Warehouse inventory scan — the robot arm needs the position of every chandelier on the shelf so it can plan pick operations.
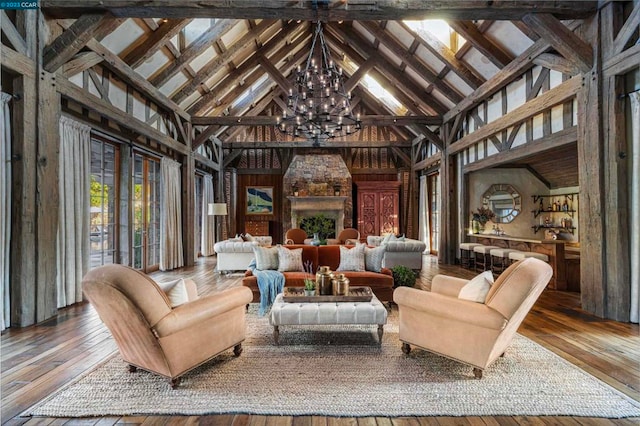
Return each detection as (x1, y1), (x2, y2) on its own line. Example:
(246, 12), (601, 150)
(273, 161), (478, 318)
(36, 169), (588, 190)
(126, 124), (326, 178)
(275, 21), (362, 142)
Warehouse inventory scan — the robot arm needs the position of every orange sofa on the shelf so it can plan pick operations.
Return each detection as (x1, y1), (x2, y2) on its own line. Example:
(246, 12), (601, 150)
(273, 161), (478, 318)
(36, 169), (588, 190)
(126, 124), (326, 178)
(242, 244), (394, 302)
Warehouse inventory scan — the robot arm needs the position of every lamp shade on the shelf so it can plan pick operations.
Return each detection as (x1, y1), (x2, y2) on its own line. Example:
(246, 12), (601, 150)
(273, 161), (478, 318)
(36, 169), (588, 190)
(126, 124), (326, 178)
(208, 203), (228, 216)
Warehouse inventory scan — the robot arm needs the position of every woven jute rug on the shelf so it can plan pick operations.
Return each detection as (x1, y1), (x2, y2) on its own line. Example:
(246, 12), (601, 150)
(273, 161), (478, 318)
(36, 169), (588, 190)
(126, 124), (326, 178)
(26, 307), (640, 418)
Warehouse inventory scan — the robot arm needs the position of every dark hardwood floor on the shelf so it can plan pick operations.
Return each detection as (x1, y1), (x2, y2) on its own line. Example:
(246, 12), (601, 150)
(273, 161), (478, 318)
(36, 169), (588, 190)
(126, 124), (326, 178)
(2, 256), (639, 425)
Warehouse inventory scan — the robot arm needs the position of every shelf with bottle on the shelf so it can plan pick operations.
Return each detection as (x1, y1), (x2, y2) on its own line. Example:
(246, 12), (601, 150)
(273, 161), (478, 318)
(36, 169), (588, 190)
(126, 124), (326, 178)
(531, 193), (578, 218)
(532, 225), (576, 234)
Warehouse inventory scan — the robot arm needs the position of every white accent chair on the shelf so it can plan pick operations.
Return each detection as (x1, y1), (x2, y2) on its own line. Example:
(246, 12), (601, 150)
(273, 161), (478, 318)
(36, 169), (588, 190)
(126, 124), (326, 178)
(367, 236), (426, 270)
(213, 236), (272, 273)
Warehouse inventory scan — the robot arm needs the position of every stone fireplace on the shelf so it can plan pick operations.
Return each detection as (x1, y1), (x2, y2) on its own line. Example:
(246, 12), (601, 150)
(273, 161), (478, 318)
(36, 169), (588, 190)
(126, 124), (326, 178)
(283, 154), (352, 236)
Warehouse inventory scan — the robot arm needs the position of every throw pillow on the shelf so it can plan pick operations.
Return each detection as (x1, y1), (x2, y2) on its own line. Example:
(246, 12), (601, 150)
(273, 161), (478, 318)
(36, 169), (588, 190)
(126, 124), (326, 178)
(253, 245), (278, 270)
(156, 278), (190, 308)
(337, 243), (366, 272)
(364, 245), (386, 273)
(458, 271), (494, 303)
(277, 245), (304, 272)
(244, 232), (254, 242)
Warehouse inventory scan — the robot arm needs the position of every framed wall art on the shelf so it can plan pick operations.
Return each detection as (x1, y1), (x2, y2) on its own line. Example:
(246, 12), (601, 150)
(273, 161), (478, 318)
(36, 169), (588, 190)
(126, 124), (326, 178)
(246, 186), (274, 215)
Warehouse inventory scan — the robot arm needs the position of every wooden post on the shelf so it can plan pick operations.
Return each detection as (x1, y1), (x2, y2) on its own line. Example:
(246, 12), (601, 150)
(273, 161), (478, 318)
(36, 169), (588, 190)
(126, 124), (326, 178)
(118, 144), (132, 266)
(181, 152), (195, 266)
(439, 123), (458, 264)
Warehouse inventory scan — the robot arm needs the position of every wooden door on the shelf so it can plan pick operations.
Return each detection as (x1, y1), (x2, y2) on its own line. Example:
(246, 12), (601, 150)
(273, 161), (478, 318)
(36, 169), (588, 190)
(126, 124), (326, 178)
(356, 181), (401, 239)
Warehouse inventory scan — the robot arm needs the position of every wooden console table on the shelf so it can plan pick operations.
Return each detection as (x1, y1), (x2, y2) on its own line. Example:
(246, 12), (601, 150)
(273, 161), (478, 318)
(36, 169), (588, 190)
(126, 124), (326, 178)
(468, 234), (567, 290)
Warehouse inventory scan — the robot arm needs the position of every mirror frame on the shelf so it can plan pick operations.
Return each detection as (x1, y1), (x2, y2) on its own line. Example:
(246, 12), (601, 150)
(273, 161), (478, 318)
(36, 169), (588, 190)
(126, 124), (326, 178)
(482, 184), (521, 224)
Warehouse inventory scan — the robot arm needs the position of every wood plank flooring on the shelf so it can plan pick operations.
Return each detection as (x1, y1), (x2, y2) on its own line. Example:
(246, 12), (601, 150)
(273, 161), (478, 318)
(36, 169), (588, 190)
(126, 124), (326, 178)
(2, 256), (639, 425)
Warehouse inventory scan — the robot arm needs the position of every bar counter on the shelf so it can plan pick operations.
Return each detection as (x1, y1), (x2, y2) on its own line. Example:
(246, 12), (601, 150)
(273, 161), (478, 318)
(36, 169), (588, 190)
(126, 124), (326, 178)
(467, 234), (567, 290)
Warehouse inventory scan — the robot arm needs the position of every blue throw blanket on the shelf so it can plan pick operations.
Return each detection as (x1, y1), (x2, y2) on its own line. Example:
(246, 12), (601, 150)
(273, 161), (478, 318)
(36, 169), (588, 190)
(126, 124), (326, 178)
(248, 259), (285, 316)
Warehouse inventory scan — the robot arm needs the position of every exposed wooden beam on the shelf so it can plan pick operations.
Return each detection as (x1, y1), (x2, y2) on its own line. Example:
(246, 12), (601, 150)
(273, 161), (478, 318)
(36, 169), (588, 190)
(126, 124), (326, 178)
(603, 42), (640, 76)
(613, 2), (640, 55)
(172, 19), (278, 104)
(463, 126), (577, 173)
(522, 13), (593, 73)
(56, 77), (189, 155)
(41, 1), (596, 20)
(0, 10), (27, 54)
(1, 44), (35, 77)
(61, 51), (104, 77)
(149, 19), (236, 87)
(449, 75), (581, 154)
(122, 18), (191, 68)
(443, 20), (581, 122)
(192, 115), (441, 126)
(343, 58), (375, 93)
(533, 53), (581, 75)
(511, 20), (541, 41)
(449, 21), (513, 68)
(43, 14), (117, 73)
(413, 152), (442, 172)
(223, 139), (411, 149)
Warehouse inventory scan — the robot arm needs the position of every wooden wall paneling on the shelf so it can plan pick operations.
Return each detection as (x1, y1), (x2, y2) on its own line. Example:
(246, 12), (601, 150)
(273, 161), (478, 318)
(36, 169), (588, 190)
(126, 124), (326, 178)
(236, 174), (283, 243)
(35, 70), (60, 323)
(576, 13), (606, 317)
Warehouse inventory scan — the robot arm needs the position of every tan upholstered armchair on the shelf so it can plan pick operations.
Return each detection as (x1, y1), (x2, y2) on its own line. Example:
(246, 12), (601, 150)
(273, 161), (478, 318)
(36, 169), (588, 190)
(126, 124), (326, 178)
(327, 228), (360, 245)
(285, 228), (307, 244)
(394, 258), (552, 378)
(82, 264), (253, 388)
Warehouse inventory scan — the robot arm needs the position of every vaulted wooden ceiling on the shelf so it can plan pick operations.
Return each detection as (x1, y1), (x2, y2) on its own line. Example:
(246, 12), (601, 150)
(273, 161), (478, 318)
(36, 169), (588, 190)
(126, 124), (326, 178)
(40, 0), (598, 176)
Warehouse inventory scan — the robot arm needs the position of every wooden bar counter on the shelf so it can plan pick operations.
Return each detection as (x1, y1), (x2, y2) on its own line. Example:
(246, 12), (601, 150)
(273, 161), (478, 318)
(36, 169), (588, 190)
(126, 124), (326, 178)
(467, 234), (567, 290)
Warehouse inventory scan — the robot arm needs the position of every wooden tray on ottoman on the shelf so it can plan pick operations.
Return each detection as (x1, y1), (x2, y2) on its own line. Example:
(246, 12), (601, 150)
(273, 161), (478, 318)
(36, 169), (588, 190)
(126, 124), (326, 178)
(282, 286), (373, 303)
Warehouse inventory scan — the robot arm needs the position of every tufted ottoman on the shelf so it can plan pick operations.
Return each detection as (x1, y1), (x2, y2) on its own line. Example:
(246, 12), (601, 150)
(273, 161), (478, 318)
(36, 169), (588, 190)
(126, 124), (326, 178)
(269, 293), (388, 345)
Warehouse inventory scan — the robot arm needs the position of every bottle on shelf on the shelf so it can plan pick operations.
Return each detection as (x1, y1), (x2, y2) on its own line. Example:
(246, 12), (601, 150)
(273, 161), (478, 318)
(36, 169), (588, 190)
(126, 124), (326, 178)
(538, 197), (544, 213)
(562, 199), (569, 212)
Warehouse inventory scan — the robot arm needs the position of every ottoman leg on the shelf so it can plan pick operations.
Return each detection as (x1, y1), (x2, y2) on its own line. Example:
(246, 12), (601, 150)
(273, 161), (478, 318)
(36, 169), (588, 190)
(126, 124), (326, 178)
(273, 325), (280, 345)
(377, 324), (384, 343)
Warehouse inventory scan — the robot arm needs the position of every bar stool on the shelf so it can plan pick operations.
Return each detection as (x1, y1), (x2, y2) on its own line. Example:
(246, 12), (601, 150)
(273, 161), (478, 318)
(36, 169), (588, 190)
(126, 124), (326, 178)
(508, 251), (549, 264)
(459, 243), (482, 269)
(473, 245), (499, 272)
(490, 248), (521, 275)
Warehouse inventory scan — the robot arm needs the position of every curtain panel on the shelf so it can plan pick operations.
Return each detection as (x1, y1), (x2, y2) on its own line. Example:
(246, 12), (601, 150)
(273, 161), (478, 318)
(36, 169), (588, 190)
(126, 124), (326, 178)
(629, 92), (640, 324)
(201, 175), (216, 256)
(1, 93), (12, 329)
(57, 116), (91, 308)
(160, 157), (184, 271)
(418, 175), (431, 253)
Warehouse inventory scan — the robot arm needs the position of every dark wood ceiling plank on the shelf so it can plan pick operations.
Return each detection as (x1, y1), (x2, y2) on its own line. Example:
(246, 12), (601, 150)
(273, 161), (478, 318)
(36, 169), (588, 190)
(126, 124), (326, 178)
(360, 21), (464, 104)
(398, 21), (484, 90)
(121, 18), (191, 68)
(522, 13), (593, 74)
(43, 13), (117, 73)
(172, 19), (279, 104)
(443, 20), (581, 122)
(448, 20), (514, 69)
(150, 19), (236, 87)
(40, 1), (597, 21)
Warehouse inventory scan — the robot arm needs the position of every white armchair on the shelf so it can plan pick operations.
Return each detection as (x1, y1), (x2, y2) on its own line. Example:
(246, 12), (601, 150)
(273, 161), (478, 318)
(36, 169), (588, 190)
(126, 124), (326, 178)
(213, 236), (272, 272)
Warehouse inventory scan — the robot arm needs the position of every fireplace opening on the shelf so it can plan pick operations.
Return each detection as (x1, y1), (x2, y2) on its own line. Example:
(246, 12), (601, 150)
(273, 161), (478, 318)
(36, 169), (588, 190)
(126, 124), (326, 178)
(300, 215), (336, 240)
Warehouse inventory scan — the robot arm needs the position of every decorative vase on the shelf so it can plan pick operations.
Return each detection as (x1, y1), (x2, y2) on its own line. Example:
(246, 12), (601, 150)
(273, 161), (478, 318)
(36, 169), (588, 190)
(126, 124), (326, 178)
(310, 233), (321, 246)
(332, 273), (350, 296)
(316, 266), (334, 295)
(472, 220), (481, 234)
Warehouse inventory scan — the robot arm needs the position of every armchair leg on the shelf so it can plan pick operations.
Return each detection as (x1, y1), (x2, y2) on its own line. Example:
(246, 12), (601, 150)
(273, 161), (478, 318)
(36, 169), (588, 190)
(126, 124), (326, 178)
(170, 377), (181, 389)
(473, 368), (483, 379)
(401, 342), (411, 354)
(233, 343), (243, 357)
(128, 365), (137, 373)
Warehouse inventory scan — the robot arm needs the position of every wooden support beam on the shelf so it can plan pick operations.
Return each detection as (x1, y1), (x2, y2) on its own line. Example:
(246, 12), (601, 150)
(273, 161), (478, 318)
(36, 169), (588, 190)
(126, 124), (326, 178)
(343, 57), (375, 93)
(122, 18), (191, 68)
(61, 51), (104, 77)
(449, 75), (581, 155)
(192, 115), (441, 126)
(612, 2), (640, 55)
(533, 53), (581, 75)
(56, 77), (190, 155)
(412, 152), (441, 172)
(223, 139), (411, 149)
(449, 21), (513, 68)
(443, 20), (581, 122)
(150, 19), (236, 87)
(1, 44), (35, 77)
(603, 43), (640, 76)
(43, 14), (117, 73)
(194, 153), (220, 171)
(522, 14), (593, 74)
(0, 10), (27, 54)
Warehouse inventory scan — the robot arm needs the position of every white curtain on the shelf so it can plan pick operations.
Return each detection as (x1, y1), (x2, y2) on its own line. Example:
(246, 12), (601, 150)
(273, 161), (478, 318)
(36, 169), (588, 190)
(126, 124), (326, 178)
(418, 175), (431, 253)
(1, 93), (12, 330)
(160, 157), (184, 271)
(629, 92), (640, 323)
(201, 175), (216, 256)
(57, 116), (91, 308)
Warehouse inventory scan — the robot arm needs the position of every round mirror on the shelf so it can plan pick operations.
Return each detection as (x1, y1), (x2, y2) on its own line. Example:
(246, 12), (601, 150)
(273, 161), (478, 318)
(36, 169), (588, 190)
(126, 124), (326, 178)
(482, 184), (521, 224)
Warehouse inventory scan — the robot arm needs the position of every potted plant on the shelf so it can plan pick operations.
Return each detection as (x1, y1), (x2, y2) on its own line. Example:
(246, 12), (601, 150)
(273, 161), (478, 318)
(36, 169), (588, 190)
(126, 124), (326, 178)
(472, 206), (495, 233)
(301, 213), (334, 244)
(390, 265), (418, 288)
(303, 278), (316, 296)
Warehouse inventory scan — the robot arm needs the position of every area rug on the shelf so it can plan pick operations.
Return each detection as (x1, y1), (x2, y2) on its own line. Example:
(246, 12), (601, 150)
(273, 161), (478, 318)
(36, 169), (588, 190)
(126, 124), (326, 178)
(26, 307), (640, 418)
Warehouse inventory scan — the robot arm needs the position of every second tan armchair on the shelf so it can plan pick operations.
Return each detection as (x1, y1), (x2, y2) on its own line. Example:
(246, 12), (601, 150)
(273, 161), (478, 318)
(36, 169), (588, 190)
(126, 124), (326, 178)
(83, 264), (253, 388)
(394, 258), (552, 378)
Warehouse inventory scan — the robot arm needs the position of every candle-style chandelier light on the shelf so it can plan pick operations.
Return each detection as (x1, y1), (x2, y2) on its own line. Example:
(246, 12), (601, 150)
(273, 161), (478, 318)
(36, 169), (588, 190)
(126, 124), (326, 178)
(275, 21), (362, 142)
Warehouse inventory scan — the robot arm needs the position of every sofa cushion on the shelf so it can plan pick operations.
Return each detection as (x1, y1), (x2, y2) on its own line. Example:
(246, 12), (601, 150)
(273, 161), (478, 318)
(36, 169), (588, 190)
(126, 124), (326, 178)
(156, 278), (190, 308)
(253, 246), (278, 270)
(277, 245), (304, 272)
(365, 245), (386, 273)
(337, 243), (365, 272)
(458, 271), (494, 303)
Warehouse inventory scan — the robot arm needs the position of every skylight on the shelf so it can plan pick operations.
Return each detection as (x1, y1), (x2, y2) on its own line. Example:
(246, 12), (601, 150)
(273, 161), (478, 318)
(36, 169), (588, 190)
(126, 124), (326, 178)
(404, 19), (466, 52)
(362, 74), (407, 115)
